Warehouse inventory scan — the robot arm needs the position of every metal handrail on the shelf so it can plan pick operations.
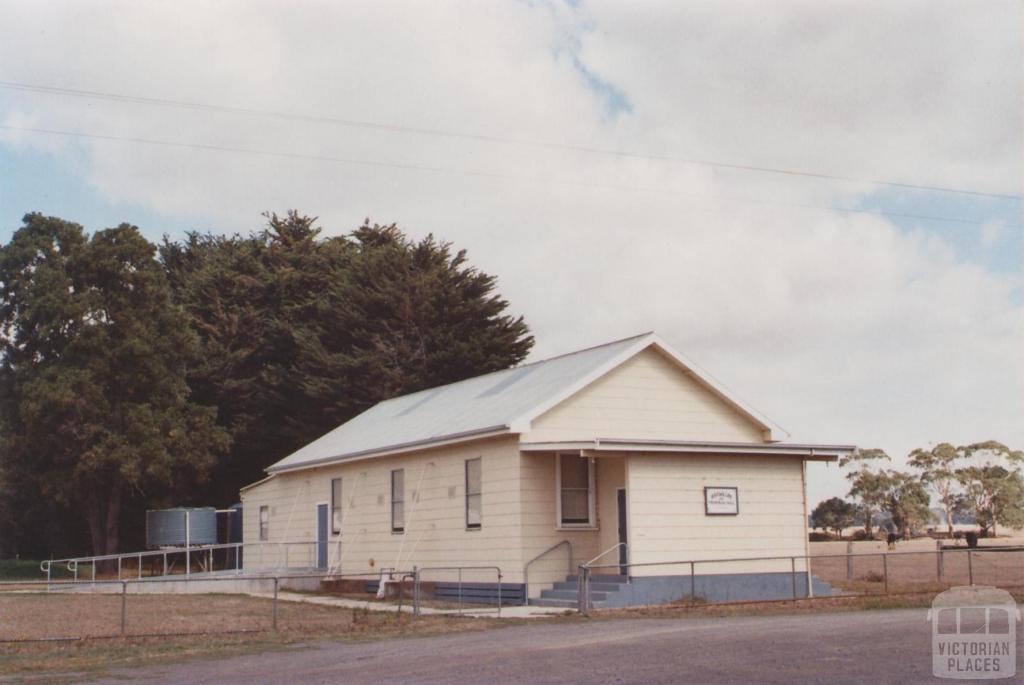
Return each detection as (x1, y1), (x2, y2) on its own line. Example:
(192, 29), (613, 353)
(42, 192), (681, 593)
(582, 546), (1010, 570)
(585, 542), (628, 568)
(39, 540), (319, 582)
(523, 540), (573, 602)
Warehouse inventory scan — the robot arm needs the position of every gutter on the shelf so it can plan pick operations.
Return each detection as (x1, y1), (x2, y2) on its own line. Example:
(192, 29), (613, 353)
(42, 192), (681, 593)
(520, 438), (855, 461)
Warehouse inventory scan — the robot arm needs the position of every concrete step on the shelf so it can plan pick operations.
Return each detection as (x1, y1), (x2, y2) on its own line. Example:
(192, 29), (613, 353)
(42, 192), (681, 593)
(567, 574), (628, 583)
(540, 589), (606, 601)
(530, 597), (607, 609)
(552, 581), (622, 592)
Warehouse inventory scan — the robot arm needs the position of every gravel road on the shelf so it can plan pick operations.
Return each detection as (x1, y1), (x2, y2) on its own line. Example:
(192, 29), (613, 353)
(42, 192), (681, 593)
(88, 608), (1021, 684)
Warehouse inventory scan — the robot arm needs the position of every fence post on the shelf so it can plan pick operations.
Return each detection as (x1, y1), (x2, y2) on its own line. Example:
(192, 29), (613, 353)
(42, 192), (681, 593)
(412, 566), (420, 616)
(272, 577), (279, 631)
(497, 569), (502, 617)
(882, 553), (889, 594)
(846, 542), (853, 581)
(577, 565), (588, 616)
(690, 561), (696, 603)
(138, 554), (143, 579)
(458, 567), (463, 614)
(163, 552), (167, 577)
(968, 550), (974, 586)
(120, 581), (127, 635)
(791, 557), (797, 600)
(936, 540), (943, 583)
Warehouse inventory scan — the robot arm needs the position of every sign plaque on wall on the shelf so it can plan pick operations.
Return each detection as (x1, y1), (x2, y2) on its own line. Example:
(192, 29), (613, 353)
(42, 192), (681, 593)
(704, 486), (739, 515)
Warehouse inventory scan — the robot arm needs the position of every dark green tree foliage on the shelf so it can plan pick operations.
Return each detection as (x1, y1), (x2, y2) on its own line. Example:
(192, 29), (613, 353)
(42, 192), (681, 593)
(0, 214), (229, 556)
(161, 213), (533, 504)
(810, 497), (857, 538)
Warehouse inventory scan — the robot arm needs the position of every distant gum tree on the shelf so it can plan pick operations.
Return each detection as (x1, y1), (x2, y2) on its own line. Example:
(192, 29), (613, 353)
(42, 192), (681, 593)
(955, 441), (1024, 537)
(841, 448), (892, 539)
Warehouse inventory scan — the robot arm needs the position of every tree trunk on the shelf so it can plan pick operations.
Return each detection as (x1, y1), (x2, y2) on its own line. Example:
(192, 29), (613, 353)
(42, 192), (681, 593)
(104, 481), (122, 555)
(945, 503), (955, 538)
(86, 498), (106, 557)
(864, 508), (873, 538)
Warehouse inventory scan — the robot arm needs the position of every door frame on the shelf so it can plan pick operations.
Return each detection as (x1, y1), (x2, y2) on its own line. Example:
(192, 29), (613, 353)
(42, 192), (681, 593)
(314, 501), (329, 570)
(616, 488), (628, 575)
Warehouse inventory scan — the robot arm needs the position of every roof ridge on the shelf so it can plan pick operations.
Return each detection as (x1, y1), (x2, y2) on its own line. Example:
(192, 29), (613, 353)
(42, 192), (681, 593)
(379, 331), (655, 405)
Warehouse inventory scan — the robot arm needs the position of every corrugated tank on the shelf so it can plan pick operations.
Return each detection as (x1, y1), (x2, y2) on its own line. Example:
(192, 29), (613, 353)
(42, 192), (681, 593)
(145, 507), (217, 548)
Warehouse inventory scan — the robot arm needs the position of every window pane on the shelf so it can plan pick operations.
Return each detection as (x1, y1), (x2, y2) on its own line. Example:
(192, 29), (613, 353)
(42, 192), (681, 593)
(392, 501), (405, 531)
(560, 455), (589, 488)
(331, 478), (343, 534)
(561, 489), (590, 522)
(466, 458), (481, 495)
(392, 470), (404, 502)
(466, 458), (482, 528)
(259, 506), (269, 541)
(467, 493), (482, 527)
(391, 469), (405, 531)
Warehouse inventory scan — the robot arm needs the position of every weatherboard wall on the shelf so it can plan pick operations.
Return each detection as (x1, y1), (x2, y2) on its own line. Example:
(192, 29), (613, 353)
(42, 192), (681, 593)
(523, 347), (767, 444)
(241, 435), (526, 583)
(625, 453), (810, 576)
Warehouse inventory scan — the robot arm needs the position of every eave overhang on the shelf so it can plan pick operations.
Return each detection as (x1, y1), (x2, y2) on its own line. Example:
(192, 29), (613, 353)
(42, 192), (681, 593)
(519, 438), (855, 462)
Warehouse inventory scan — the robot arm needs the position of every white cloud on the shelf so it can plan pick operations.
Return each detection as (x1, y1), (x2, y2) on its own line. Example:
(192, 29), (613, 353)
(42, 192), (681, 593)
(0, 0), (1021, 506)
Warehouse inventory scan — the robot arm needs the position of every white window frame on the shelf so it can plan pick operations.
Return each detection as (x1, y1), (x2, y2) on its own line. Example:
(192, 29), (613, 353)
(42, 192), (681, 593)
(465, 457), (482, 530)
(391, 469), (405, 533)
(555, 453), (597, 529)
(258, 505), (269, 541)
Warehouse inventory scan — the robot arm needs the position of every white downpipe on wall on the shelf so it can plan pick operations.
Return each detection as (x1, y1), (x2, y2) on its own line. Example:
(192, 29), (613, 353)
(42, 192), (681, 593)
(280, 479), (309, 566)
(328, 471), (368, 574)
(392, 461), (433, 570)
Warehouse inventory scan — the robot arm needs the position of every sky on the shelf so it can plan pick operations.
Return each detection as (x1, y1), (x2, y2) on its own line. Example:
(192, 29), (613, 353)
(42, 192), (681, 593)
(0, 0), (1020, 507)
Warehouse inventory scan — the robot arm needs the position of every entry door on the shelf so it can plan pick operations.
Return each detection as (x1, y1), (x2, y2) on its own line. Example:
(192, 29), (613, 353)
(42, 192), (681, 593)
(616, 488), (628, 575)
(315, 503), (329, 569)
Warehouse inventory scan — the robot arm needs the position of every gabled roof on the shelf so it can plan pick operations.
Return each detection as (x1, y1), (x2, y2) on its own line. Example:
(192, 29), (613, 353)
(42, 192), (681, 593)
(266, 332), (789, 474)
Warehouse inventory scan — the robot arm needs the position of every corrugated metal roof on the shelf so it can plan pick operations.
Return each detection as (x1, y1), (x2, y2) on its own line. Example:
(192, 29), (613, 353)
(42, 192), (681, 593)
(267, 333), (653, 472)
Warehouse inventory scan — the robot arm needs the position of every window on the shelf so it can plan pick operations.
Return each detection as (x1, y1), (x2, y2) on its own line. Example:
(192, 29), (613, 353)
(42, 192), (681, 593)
(391, 469), (405, 533)
(558, 453), (595, 527)
(259, 505), (269, 541)
(331, 478), (343, 535)
(465, 458), (482, 529)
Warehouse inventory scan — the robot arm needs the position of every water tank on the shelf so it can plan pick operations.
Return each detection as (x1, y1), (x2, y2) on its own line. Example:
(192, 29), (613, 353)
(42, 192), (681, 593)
(145, 507), (217, 548)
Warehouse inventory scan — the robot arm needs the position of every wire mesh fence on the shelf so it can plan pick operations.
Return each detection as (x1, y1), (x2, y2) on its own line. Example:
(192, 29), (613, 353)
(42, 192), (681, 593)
(577, 547), (1024, 615)
(0, 566), (513, 642)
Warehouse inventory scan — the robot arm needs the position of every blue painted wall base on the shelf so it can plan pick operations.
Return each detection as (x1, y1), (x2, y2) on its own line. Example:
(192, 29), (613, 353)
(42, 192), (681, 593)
(596, 572), (834, 608)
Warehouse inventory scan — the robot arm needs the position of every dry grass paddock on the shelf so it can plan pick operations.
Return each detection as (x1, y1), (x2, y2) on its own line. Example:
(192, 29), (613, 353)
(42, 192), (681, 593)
(809, 548), (1024, 594)
(0, 592), (503, 682)
(0, 591), (501, 642)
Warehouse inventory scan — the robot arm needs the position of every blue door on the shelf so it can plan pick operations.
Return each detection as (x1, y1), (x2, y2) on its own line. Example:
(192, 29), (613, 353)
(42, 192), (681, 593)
(316, 503), (328, 569)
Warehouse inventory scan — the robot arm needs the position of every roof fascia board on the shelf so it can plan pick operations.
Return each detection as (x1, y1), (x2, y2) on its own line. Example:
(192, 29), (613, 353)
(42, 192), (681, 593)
(239, 473), (276, 493)
(267, 425), (513, 475)
(520, 439), (854, 461)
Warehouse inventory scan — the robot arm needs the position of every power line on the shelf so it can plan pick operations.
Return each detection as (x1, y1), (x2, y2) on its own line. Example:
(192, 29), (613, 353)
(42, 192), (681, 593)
(1, 123), (1017, 230)
(1, 79), (1019, 202)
